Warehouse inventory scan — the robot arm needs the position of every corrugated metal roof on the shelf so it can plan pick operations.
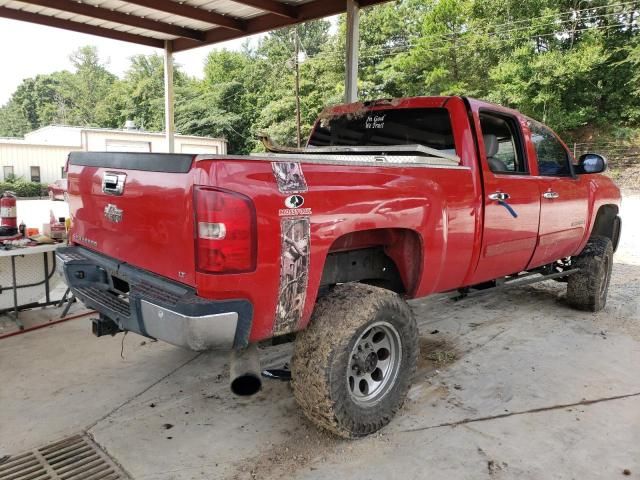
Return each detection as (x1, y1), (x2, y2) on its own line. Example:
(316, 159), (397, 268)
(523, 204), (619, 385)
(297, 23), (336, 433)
(0, 0), (389, 51)
(1, 125), (227, 146)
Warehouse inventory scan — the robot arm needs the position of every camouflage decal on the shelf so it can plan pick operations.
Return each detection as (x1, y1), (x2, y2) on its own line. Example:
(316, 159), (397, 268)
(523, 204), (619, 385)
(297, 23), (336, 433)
(273, 217), (310, 335)
(272, 161), (308, 194)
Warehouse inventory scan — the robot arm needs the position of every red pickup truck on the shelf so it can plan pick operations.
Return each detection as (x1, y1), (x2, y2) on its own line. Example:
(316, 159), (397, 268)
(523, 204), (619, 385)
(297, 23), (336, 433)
(58, 96), (621, 438)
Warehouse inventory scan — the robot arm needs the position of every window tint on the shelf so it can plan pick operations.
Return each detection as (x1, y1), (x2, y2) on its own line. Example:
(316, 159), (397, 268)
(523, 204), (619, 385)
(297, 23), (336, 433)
(529, 123), (571, 176)
(479, 112), (527, 174)
(308, 108), (455, 154)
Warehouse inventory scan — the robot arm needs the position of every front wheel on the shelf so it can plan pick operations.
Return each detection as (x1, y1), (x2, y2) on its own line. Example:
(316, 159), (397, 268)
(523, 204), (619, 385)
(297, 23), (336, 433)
(291, 283), (418, 438)
(566, 235), (613, 312)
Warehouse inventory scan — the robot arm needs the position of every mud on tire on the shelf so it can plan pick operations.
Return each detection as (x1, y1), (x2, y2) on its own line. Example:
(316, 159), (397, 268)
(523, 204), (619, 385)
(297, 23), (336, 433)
(566, 235), (613, 312)
(291, 283), (418, 438)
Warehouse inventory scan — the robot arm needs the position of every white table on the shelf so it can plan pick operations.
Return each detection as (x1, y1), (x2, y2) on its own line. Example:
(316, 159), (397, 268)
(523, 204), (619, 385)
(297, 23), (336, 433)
(0, 243), (69, 329)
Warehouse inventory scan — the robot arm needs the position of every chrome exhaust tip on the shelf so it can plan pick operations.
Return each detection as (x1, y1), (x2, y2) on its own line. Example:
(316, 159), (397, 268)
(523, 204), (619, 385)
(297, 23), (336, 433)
(229, 343), (262, 396)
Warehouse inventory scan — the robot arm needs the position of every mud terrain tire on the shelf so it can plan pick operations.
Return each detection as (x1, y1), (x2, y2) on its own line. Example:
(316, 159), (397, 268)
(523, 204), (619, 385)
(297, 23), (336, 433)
(291, 283), (418, 438)
(566, 235), (613, 312)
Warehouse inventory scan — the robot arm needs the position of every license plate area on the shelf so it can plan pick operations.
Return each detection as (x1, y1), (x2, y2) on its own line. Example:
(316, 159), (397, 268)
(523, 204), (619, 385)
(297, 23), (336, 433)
(110, 274), (130, 297)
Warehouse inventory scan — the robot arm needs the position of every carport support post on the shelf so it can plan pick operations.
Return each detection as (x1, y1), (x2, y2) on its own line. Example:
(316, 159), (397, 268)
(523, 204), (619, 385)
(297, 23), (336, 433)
(345, 0), (359, 103)
(164, 40), (175, 153)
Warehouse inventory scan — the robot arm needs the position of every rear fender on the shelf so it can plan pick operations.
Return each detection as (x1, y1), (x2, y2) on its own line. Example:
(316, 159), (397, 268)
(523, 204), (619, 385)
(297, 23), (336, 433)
(322, 228), (423, 296)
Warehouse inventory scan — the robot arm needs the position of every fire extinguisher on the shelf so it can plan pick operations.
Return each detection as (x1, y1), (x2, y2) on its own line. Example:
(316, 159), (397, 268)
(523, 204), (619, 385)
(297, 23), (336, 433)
(0, 191), (18, 236)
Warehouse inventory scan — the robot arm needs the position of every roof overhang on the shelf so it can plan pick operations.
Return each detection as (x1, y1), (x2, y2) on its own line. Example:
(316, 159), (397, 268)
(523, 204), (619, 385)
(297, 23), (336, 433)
(0, 0), (389, 52)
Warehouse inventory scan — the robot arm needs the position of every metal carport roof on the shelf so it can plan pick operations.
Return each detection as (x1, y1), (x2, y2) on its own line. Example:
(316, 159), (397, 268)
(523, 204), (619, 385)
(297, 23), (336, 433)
(0, 0), (385, 51)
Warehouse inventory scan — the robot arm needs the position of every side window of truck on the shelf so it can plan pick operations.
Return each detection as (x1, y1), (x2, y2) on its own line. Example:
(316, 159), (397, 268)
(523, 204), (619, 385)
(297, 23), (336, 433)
(529, 123), (572, 176)
(479, 112), (527, 174)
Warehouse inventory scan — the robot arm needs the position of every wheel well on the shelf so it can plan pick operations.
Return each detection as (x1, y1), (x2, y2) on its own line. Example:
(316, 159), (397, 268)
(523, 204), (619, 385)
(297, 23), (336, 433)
(591, 205), (621, 251)
(320, 228), (423, 295)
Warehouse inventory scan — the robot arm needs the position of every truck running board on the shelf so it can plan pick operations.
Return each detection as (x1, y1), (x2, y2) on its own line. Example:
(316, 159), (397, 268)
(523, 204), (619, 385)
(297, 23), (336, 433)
(453, 268), (580, 301)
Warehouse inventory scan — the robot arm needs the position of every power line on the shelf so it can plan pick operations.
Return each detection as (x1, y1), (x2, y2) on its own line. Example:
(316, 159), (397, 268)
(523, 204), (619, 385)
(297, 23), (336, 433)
(410, 1), (640, 41)
(352, 2), (639, 54)
(295, 21), (635, 65)
(382, 25), (629, 59)
(362, 11), (638, 56)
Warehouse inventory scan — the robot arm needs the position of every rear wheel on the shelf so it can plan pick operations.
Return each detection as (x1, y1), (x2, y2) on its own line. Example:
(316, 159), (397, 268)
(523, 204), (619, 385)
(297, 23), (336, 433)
(566, 235), (613, 312)
(291, 283), (418, 438)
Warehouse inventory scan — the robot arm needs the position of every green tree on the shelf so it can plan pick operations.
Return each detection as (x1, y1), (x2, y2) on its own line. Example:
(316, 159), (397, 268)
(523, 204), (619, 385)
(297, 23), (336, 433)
(67, 46), (116, 125)
(0, 101), (31, 137)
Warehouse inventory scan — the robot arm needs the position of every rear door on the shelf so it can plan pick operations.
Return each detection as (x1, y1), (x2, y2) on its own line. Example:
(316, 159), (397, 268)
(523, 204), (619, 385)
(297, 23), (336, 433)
(525, 121), (589, 268)
(470, 110), (541, 284)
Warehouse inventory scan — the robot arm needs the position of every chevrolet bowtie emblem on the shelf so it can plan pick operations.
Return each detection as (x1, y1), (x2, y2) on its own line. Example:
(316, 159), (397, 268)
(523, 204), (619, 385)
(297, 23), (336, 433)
(104, 203), (123, 223)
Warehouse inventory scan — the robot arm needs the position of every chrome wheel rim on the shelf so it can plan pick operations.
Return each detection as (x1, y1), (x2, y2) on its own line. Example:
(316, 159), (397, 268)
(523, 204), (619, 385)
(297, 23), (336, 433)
(347, 321), (402, 405)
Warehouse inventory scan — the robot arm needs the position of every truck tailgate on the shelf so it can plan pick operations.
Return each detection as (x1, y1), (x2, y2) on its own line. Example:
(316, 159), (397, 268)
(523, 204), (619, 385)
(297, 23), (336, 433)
(67, 152), (197, 286)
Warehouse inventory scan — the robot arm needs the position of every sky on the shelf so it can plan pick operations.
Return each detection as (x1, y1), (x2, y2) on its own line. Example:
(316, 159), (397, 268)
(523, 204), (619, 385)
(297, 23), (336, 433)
(0, 18), (254, 105)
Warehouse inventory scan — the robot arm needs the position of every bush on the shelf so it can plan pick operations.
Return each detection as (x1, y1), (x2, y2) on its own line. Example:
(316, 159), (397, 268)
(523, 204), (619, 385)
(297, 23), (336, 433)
(4, 173), (22, 183)
(0, 181), (46, 198)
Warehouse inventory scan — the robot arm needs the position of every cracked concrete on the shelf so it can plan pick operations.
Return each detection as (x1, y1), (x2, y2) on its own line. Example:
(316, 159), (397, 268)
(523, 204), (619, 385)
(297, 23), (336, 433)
(1, 193), (639, 479)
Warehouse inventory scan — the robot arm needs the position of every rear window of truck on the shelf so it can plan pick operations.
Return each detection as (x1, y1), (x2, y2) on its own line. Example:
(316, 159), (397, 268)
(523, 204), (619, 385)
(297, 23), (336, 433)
(308, 107), (455, 152)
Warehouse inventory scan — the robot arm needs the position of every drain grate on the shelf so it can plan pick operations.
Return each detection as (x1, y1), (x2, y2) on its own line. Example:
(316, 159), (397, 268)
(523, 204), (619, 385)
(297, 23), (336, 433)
(0, 434), (128, 480)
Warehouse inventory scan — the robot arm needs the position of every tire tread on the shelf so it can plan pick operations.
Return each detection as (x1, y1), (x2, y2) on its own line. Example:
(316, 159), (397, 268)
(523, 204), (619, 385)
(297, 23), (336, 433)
(291, 283), (418, 438)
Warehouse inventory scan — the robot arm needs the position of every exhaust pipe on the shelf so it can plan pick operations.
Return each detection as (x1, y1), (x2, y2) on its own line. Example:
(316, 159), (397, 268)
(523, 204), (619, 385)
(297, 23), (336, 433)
(229, 343), (262, 396)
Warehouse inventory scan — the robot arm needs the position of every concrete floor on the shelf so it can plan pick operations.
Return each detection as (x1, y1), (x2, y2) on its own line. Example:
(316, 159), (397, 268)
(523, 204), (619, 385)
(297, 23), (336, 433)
(1, 194), (639, 480)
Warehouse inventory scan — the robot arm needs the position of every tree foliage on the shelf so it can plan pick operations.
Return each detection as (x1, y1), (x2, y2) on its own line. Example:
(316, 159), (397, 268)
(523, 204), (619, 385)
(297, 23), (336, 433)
(1, 1), (640, 150)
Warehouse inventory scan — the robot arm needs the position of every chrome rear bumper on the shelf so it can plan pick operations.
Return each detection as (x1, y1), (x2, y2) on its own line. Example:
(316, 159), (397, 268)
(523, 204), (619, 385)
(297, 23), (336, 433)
(140, 300), (238, 351)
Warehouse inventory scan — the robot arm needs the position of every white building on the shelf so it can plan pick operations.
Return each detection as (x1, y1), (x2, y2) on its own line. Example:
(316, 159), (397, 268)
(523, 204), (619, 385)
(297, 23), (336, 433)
(0, 125), (227, 184)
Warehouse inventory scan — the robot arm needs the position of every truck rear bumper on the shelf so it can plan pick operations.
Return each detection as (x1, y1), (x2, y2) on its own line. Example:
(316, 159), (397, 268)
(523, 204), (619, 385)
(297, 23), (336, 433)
(56, 246), (252, 351)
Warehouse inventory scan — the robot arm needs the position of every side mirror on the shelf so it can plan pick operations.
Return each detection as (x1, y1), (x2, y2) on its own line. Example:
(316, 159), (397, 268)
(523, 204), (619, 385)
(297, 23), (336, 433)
(577, 153), (607, 174)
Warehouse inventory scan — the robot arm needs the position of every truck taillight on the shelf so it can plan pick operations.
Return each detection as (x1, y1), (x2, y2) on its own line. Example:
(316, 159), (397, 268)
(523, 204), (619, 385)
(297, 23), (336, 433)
(194, 186), (256, 273)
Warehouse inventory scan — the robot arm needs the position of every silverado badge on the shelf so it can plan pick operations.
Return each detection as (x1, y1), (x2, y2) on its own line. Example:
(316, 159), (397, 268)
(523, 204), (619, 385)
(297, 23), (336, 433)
(104, 203), (123, 223)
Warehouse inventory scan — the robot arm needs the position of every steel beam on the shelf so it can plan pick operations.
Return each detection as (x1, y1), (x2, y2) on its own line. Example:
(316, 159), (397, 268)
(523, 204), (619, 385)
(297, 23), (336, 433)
(228, 0), (298, 18)
(164, 40), (175, 154)
(124, 0), (246, 32)
(345, 0), (359, 103)
(17, 0), (205, 41)
(0, 6), (164, 48)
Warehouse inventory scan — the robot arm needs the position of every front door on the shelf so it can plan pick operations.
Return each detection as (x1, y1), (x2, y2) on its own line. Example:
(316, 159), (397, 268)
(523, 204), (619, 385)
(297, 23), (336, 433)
(470, 111), (541, 284)
(526, 121), (589, 268)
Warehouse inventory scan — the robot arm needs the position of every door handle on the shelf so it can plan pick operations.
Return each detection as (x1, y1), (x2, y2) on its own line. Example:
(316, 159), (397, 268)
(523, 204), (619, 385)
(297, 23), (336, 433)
(102, 172), (126, 195)
(543, 191), (559, 199)
(488, 192), (510, 201)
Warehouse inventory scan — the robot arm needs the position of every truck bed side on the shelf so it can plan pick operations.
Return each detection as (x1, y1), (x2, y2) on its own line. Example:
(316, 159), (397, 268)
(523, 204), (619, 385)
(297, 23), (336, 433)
(190, 157), (478, 341)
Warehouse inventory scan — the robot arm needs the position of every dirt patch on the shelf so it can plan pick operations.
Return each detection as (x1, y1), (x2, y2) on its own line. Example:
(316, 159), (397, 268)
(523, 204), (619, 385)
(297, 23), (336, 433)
(230, 413), (342, 480)
(590, 263), (640, 342)
(418, 336), (461, 372)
